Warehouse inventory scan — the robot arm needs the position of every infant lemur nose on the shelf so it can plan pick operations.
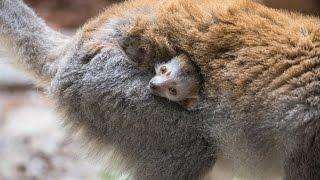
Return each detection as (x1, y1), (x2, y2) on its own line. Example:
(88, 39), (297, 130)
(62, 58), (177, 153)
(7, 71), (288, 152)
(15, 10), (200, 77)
(149, 82), (158, 90)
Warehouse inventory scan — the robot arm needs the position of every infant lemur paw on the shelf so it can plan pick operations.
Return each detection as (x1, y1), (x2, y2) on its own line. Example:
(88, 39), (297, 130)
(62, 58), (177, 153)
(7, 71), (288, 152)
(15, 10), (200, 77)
(119, 33), (176, 69)
(120, 36), (149, 68)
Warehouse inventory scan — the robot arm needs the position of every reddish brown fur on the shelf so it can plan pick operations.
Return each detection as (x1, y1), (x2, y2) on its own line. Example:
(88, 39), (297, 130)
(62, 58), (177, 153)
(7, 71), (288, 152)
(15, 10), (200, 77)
(80, 0), (320, 111)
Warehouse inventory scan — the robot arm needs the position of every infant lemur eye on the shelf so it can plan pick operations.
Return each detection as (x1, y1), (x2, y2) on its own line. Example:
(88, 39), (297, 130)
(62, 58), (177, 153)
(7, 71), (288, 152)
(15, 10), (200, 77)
(169, 87), (177, 96)
(160, 66), (167, 74)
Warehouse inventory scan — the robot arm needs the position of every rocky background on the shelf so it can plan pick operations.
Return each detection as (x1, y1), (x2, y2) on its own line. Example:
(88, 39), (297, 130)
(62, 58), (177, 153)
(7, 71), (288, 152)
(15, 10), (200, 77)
(0, 0), (318, 180)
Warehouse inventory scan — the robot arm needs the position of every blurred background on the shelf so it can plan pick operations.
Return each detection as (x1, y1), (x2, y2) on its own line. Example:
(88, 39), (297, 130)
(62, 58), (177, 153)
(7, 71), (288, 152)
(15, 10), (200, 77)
(0, 0), (319, 180)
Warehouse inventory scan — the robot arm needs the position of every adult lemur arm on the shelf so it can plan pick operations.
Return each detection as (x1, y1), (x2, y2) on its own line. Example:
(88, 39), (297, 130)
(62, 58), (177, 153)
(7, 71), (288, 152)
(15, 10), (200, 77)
(0, 0), (70, 85)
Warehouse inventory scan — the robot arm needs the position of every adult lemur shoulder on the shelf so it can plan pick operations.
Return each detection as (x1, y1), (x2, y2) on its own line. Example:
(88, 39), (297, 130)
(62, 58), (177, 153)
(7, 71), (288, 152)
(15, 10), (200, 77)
(1, 0), (320, 179)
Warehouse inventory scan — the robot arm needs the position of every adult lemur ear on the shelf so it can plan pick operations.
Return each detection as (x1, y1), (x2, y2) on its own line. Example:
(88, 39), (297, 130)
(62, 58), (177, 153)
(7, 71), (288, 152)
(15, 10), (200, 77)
(0, 0), (71, 86)
(178, 97), (199, 110)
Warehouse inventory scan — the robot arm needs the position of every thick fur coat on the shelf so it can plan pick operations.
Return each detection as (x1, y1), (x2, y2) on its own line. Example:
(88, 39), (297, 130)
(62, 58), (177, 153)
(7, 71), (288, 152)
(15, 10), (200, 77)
(1, 0), (320, 179)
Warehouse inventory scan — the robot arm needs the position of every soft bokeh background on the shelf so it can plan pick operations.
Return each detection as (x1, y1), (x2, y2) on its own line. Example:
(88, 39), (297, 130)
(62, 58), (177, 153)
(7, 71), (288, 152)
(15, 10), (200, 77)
(0, 0), (319, 179)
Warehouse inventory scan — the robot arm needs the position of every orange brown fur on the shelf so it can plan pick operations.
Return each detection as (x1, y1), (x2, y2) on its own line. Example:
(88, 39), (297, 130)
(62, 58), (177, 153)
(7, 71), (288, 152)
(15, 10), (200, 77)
(80, 0), (320, 110)
(153, 0), (320, 103)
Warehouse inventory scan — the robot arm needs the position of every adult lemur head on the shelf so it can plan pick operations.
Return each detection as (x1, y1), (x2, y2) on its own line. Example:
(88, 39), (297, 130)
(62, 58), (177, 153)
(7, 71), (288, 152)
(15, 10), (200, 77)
(2, 0), (320, 179)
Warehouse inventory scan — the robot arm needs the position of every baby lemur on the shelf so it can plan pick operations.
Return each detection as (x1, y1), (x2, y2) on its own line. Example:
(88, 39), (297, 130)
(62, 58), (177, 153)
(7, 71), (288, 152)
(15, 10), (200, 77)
(149, 54), (201, 109)
(120, 31), (201, 108)
(121, 36), (201, 109)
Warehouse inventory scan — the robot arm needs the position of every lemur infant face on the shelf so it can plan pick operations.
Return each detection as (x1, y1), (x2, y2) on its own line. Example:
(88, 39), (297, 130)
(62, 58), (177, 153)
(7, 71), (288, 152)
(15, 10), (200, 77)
(149, 55), (201, 109)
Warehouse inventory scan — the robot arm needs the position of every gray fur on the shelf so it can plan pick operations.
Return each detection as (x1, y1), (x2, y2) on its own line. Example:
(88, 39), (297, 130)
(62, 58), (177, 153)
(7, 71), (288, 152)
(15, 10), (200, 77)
(1, 0), (320, 180)
(0, 0), (69, 85)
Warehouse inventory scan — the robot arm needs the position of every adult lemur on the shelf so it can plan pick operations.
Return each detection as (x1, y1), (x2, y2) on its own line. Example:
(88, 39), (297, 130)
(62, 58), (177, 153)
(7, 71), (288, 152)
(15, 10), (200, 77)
(1, 0), (320, 179)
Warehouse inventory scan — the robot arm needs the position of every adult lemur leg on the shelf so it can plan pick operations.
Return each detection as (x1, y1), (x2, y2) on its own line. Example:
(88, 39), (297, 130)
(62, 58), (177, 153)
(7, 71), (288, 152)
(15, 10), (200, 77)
(0, 0), (70, 85)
